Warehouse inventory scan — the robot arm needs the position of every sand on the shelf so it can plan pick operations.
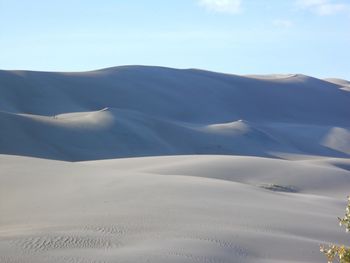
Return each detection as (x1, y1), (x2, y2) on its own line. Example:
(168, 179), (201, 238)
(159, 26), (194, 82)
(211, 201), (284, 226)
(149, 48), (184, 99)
(0, 66), (349, 262)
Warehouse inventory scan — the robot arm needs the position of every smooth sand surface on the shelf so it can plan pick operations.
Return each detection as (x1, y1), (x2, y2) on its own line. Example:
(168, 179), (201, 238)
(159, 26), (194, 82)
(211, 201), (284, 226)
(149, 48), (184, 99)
(1, 66), (349, 262)
(1, 154), (350, 263)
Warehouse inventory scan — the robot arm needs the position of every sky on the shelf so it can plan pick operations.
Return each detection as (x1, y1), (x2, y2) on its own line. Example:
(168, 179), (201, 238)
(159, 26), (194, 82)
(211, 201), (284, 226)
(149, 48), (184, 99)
(0, 0), (349, 79)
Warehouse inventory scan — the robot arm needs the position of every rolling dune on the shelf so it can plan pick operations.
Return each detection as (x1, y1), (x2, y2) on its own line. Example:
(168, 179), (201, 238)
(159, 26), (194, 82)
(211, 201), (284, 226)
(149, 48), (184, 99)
(1, 66), (349, 262)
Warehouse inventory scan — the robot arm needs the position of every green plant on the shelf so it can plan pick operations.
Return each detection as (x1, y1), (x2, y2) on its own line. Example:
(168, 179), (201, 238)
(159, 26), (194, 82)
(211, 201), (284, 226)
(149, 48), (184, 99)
(320, 196), (350, 263)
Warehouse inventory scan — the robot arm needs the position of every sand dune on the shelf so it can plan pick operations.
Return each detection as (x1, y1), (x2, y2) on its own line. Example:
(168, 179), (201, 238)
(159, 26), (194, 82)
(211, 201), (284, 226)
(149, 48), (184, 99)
(0, 67), (349, 125)
(0, 66), (349, 160)
(0, 107), (348, 160)
(325, 78), (350, 91)
(0, 66), (349, 262)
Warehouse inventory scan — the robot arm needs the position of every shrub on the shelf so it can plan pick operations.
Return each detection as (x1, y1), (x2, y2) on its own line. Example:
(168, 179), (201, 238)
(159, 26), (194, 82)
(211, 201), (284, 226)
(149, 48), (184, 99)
(320, 196), (350, 263)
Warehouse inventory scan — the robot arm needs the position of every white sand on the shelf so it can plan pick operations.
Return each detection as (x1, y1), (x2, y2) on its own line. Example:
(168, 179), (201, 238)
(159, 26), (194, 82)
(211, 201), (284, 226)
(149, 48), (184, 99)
(0, 66), (349, 262)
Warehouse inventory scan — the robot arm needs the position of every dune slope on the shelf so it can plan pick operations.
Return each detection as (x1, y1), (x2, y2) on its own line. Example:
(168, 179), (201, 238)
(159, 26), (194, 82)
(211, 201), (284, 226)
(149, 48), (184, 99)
(0, 66), (349, 160)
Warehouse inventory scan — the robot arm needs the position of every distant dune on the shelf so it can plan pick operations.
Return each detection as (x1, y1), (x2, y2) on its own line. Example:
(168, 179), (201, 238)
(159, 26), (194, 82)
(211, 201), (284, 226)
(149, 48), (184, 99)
(0, 66), (349, 160)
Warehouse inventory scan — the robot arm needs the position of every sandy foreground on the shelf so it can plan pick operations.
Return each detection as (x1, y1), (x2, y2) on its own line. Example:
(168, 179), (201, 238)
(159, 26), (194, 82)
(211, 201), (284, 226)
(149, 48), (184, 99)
(1, 154), (349, 263)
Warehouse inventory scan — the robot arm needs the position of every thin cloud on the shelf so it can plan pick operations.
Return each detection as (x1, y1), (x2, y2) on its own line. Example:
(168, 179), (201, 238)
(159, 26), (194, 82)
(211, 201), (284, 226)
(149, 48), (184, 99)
(273, 19), (294, 28)
(296, 0), (349, 15)
(198, 0), (242, 14)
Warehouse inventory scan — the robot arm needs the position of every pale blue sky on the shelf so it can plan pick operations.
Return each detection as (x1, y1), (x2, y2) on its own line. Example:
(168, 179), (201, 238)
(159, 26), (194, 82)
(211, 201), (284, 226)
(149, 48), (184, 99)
(1, 0), (349, 78)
